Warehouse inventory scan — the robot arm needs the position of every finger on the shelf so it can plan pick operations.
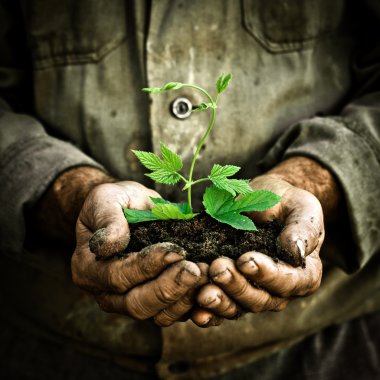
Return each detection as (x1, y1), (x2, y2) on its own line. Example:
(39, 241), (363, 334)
(236, 251), (322, 297)
(191, 308), (224, 328)
(153, 263), (209, 327)
(95, 261), (201, 320)
(210, 258), (288, 312)
(74, 184), (131, 258)
(72, 242), (186, 293)
(277, 189), (324, 266)
(197, 283), (244, 318)
(154, 289), (196, 327)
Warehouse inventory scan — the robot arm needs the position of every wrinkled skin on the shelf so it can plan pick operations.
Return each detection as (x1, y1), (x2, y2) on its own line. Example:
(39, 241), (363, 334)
(72, 176), (324, 328)
(71, 181), (209, 326)
(192, 175), (324, 327)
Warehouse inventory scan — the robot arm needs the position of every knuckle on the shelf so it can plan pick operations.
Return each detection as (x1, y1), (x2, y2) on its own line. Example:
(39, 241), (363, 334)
(155, 284), (179, 305)
(125, 298), (149, 320)
(230, 280), (250, 298)
(154, 314), (173, 327)
(249, 293), (270, 313)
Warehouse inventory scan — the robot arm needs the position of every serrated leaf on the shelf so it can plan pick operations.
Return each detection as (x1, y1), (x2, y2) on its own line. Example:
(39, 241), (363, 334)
(146, 169), (181, 184)
(161, 143), (183, 172)
(203, 185), (281, 231)
(132, 150), (164, 171)
(210, 177), (253, 196)
(123, 208), (158, 223)
(152, 203), (197, 220)
(232, 190), (282, 212)
(209, 164), (240, 179)
(150, 197), (193, 214)
(150, 197), (171, 205)
(215, 73), (232, 94)
(211, 211), (257, 231)
(178, 202), (193, 214)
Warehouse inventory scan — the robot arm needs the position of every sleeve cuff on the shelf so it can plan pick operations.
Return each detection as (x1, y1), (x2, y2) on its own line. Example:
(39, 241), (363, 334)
(260, 116), (380, 272)
(0, 133), (104, 255)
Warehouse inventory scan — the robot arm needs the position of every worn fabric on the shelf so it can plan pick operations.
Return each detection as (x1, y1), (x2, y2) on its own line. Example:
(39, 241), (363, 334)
(0, 0), (380, 379)
(1, 304), (380, 379)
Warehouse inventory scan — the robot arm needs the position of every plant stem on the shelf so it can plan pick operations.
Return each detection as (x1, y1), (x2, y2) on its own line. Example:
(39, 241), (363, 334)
(182, 84), (216, 209)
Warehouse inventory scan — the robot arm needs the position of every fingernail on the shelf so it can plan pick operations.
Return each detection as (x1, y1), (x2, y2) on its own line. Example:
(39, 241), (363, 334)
(296, 239), (305, 259)
(201, 296), (220, 308)
(199, 316), (212, 327)
(164, 251), (186, 264)
(238, 258), (258, 273)
(212, 268), (232, 283)
(176, 267), (199, 286)
(89, 228), (107, 253)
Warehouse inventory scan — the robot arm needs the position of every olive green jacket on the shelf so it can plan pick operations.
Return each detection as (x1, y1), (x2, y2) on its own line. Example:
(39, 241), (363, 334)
(1, 1), (380, 378)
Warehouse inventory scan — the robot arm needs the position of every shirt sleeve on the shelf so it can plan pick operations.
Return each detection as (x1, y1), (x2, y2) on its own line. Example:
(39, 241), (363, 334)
(260, 1), (380, 273)
(0, 2), (104, 256)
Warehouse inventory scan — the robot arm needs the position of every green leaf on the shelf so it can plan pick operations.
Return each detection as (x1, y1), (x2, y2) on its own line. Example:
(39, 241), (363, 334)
(215, 73), (232, 94)
(203, 185), (281, 231)
(132, 150), (164, 171)
(123, 208), (158, 223)
(142, 87), (162, 93)
(208, 164), (251, 196)
(146, 169), (181, 184)
(210, 177), (253, 196)
(231, 190), (282, 212)
(211, 211), (257, 231)
(150, 197), (193, 214)
(142, 82), (183, 93)
(209, 164), (240, 179)
(162, 82), (184, 91)
(152, 203), (197, 220)
(192, 102), (217, 113)
(160, 143), (183, 172)
(177, 202), (193, 214)
(150, 197), (171, 205)
(132, 145), (183, 185)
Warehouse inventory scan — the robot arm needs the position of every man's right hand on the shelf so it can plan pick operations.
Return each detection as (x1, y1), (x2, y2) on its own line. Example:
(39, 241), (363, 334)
(71, 180), (205, 325)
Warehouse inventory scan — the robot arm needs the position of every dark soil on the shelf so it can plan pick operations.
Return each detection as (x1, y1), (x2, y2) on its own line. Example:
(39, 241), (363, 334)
(125, 213), (302, 267)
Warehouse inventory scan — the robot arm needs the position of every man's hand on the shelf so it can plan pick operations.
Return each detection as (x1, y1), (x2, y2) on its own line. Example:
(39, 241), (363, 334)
(71, 180), (207, 325)
(192, 157), (341, 326)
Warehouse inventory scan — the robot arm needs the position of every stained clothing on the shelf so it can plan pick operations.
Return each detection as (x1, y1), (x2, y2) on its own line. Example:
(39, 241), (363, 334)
(0, 0), (380, 379)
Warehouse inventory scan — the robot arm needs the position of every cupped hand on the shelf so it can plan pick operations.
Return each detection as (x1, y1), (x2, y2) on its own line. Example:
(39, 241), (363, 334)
(193, 175), (324, 325)
(71, 181), (205, 325)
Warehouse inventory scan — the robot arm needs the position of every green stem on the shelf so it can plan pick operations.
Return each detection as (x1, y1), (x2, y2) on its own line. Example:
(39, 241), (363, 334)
(182, 84), (216, 209)
(178, 173), (188, 184)
(190, 178), (210, 186)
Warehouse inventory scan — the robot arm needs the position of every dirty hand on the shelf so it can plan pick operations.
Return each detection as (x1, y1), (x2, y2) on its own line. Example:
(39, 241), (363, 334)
(192, 157), (339, 326)
(71, 180), (206, 325)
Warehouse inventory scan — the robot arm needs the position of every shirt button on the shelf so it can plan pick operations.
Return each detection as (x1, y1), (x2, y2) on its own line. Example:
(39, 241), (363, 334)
(171, 97), (192, 119)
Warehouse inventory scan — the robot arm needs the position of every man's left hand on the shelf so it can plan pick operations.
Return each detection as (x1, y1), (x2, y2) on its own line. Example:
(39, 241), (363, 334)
(192, 174), (324, 326)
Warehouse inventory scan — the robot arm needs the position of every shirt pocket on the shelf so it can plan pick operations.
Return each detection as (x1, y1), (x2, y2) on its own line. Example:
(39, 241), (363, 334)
(25, 0), (126, 69)
(242, 0), (344, 53)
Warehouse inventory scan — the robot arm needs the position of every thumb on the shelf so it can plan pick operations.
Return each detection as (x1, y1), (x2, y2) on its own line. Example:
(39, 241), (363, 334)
(89, 215), (130, 259)
(81, 184), (131, 259)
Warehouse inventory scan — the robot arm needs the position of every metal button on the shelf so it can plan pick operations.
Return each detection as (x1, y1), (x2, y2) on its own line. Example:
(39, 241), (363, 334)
(171, 97), (192, 119)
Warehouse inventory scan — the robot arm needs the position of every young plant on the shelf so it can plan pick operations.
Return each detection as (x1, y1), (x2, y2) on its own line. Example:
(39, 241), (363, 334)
(124, 74), (281, 231)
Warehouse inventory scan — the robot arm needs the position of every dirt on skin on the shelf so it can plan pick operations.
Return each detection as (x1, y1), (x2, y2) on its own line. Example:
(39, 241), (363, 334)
(125, 213), (302, 267)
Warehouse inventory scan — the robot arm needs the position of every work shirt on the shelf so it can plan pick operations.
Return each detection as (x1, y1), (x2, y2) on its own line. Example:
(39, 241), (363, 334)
(0, 1), (380, 379)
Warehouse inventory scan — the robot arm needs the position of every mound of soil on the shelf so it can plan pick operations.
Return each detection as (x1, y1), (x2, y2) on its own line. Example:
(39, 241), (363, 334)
(126, 213), (302, 266)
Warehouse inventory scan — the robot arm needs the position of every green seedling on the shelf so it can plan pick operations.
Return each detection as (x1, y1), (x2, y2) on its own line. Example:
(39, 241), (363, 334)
(124, 74), (281, 231)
